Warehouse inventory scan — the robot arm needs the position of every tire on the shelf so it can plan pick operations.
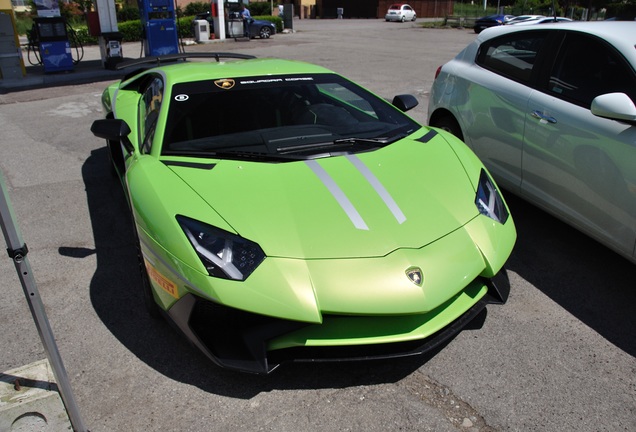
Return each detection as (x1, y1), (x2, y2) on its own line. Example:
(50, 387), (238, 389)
(259, 26), (272, 39)
(412, 15), (417, 21)
(401, 15), (406, 22)
(431, 114), (464, 141)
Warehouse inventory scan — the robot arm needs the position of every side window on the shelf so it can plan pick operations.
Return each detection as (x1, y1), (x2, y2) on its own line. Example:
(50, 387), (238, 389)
(548, 33), (636, 108)
(138, 76), (164, 154)
(477, 31), (547, 84)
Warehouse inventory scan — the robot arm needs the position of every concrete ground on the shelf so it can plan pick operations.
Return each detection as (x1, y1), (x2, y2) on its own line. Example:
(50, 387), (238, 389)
(0, 18), (635, 432)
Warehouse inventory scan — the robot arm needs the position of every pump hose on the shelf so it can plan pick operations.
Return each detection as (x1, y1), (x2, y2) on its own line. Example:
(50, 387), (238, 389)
(25, 24), (42, 66)
(65, 22), (84, 65)
(24, 21), (85, 66)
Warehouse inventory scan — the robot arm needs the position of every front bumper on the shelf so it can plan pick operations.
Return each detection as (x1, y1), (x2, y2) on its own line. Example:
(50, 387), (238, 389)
(165, 269), (510, 374)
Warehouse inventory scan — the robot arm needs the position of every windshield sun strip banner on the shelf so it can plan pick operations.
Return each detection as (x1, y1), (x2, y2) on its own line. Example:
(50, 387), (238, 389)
(171, 74), (337, 96)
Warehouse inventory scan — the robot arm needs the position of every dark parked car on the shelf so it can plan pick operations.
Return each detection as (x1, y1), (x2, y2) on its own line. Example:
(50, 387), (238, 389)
(473, 14), (515, 33)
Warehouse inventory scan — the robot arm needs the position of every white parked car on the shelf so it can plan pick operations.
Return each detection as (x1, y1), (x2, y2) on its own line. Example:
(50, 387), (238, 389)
(505, 15), (546, 24)
(509, 16), (573, 25)
(385, 4), (416, 22)
(428, 22), (636, 264)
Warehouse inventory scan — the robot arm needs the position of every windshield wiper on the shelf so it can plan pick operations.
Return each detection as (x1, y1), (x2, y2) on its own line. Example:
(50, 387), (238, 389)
(164, 149), (308, 162)
(333, 137), (387, 145)
(334, 133), (408, 145)
(276, 133), (409, 156)
(278, 136), (395, 154)
(214, 150), (312, 162)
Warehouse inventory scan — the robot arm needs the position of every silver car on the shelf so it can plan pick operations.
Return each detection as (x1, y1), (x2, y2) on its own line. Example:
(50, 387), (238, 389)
(428, 21), (636, 264)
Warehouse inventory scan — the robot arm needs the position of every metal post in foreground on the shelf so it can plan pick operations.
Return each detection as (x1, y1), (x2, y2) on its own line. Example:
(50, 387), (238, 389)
(0, 171), (88, 432)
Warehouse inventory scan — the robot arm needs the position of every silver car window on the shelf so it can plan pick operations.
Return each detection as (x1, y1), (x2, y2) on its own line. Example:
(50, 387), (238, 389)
(477, 32), (547, 83)
(548, 33), (636, 108)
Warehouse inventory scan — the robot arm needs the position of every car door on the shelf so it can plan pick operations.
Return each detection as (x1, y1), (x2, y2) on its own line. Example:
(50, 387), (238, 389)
(468, 30), (550, 192)
(521, 31), (636, 259)
(137, 75), (165, 158)
(404, 5), (414, 20)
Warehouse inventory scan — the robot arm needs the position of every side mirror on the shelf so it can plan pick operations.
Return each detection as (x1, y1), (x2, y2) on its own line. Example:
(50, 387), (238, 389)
(591, 92), (636, 124)
(91, 119), (134, 154)
(392, 94), (419, 112)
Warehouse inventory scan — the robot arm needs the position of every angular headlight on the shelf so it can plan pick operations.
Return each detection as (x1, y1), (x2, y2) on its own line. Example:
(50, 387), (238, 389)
(475, 170), (509, 224)
(177, 215), (265, 281)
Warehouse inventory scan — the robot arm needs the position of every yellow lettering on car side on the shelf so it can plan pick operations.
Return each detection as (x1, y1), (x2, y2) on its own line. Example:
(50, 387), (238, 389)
(145, 259), (179, 299)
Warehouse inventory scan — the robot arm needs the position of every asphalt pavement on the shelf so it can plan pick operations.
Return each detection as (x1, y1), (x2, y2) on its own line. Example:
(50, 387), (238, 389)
(1, 18), (635, 432)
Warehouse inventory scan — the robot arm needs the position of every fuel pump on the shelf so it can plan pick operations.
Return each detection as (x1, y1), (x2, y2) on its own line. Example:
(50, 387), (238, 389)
(92, 0), (123, 69)
(137, 0), (179, 57)
(29, 16), (74, 73)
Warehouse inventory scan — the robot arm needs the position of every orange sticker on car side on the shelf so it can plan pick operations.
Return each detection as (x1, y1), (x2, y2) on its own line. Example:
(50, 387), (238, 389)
(145, 260), (179, 299)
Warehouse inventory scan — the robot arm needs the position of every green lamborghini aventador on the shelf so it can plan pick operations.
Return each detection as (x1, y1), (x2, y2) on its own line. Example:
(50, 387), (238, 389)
(90, 53), (516, 374)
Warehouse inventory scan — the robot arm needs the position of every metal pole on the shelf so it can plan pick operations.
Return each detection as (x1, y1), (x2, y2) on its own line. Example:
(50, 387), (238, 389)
(0, 171), (88, 432)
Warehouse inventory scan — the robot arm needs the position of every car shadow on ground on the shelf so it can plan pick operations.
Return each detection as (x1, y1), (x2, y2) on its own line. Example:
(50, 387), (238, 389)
(502, 192), (636, 357)
(75, 147), (480, 398)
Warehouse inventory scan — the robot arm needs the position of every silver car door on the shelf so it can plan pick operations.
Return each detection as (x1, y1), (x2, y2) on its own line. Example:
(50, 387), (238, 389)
(467, 31), (549, 192)
(521, 32), (636, 259)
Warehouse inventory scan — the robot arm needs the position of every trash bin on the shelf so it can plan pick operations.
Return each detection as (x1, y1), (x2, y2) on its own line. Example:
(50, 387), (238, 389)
(194, 19), (210, 42)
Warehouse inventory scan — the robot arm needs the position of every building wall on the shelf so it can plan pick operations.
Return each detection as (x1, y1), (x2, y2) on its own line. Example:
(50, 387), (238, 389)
(318, 0), (454, 18)
(277, 0), (317, 19)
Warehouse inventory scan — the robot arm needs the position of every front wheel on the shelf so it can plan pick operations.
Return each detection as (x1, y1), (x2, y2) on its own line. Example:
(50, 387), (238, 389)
(259, 26), (272, 38)
(430, 114), (464, 141)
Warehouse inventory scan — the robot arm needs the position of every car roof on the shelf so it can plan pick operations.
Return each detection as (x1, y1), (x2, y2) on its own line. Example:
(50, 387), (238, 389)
(478, 21), (636, 63)
(478, 14), (513, 19)
(124, 58), (334, 87)
(509, 15), (545, 20)
(510, 16), (572, 25)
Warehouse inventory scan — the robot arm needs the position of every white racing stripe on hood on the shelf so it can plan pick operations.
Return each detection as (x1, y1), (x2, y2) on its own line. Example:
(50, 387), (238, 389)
(346, 154), (406, 225)
(305, 160), (369, 230)
(305, 156), (407, 230)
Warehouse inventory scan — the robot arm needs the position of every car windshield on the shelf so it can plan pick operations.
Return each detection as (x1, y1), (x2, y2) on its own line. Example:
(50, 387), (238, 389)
(162, 73), (419, 160)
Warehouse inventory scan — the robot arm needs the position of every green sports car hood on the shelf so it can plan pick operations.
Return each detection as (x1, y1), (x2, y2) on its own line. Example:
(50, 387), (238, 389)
(166, 132), (479, 259)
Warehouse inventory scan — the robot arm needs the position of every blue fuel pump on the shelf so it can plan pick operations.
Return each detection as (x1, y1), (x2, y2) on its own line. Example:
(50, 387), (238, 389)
(138, 0), (180, 56)
(31, 17), (74, 73)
